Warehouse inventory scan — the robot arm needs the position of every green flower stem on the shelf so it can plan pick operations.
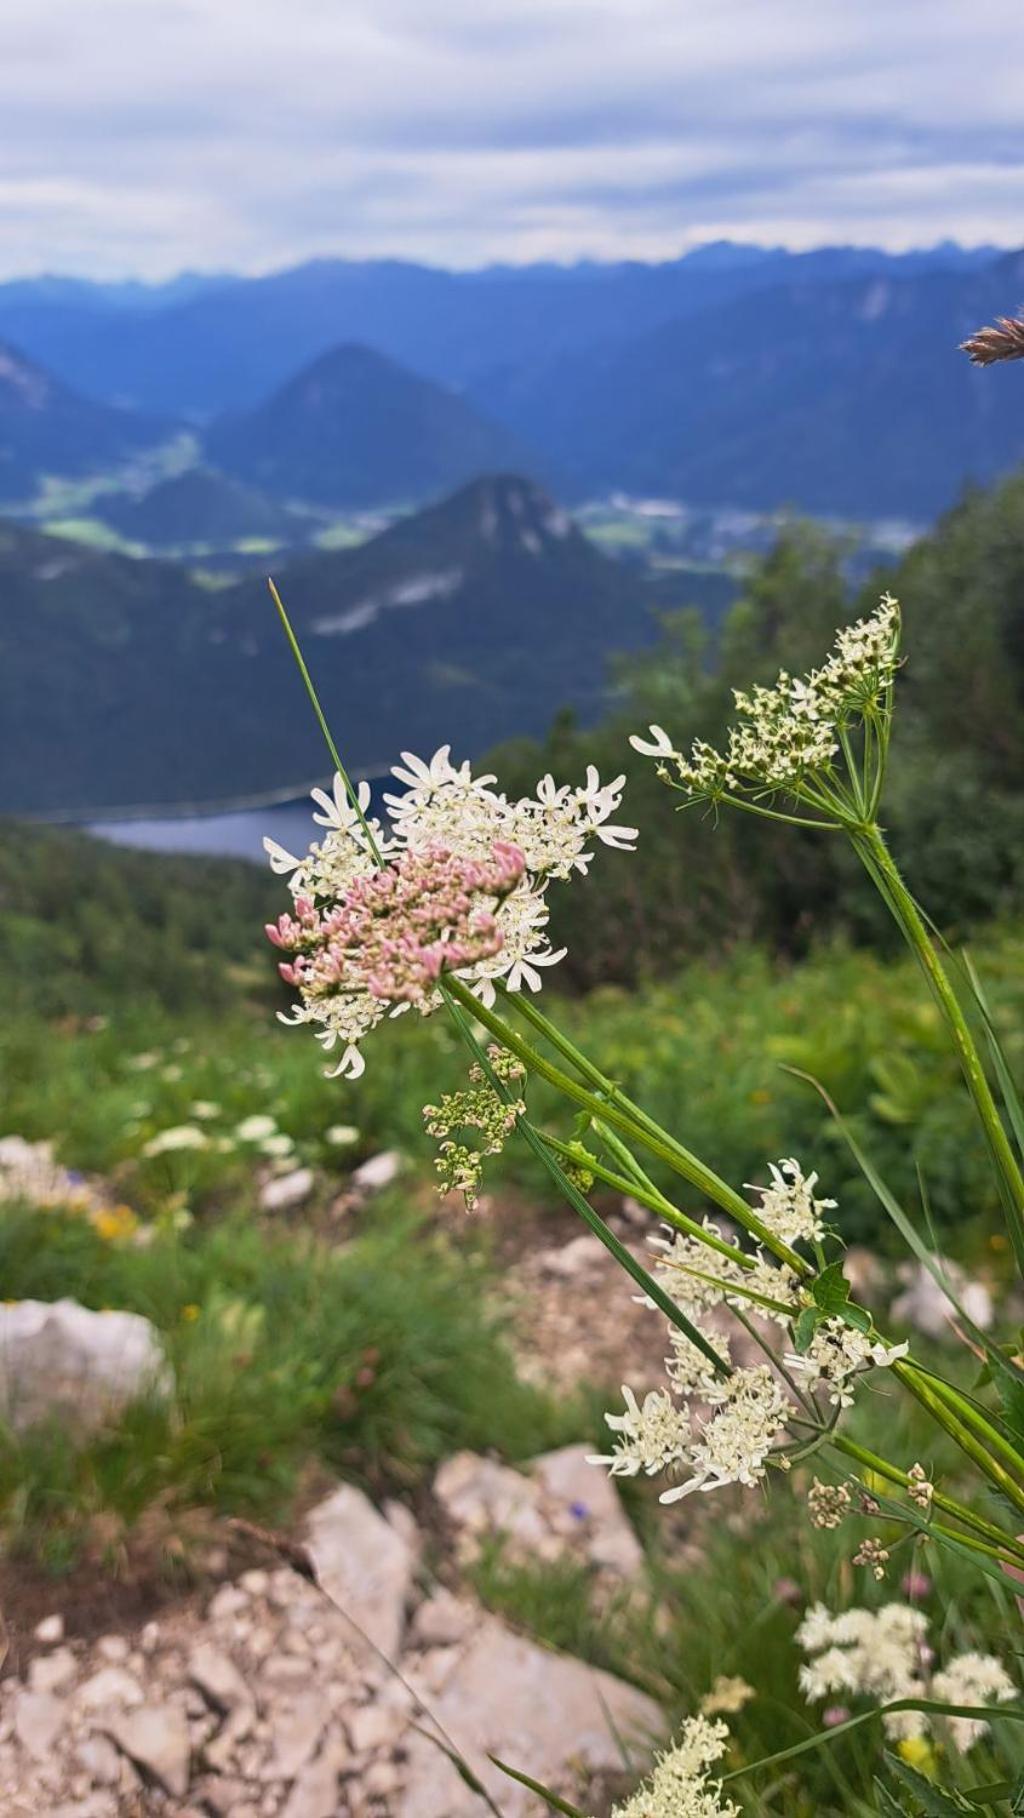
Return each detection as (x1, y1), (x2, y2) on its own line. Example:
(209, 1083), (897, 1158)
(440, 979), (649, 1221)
(892, 1362), (1024, 1517)
(439, 985), (730, 1376)
(832, 1433), (1024, 1564)
(493, 983), (810, 1274)
(901, 1362), (1024, 1487)
(853, 821), (1024, 1274)
(535, 1130), (747, 1267)
(446, 977), (806, 1273)
(267, 580), (384, 864)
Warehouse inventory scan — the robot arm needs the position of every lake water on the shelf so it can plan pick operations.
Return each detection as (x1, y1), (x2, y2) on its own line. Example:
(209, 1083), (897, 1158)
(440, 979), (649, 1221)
(89, 801), (322, 864)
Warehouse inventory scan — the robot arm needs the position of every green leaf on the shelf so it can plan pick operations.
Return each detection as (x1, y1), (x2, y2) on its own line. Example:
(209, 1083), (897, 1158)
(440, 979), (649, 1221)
(812, 1261), (851, 1315)
(793, 1305), (823, 1352)
(885, 1753), (974, 1814)
(1013, 1769), (1024, 1815)
(489, 1756), (587, 1815)
(875, 1779), (913, 1817)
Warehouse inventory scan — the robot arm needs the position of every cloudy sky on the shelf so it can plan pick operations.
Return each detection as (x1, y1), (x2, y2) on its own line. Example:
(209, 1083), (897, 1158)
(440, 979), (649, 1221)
(4, 0), (1024, 279)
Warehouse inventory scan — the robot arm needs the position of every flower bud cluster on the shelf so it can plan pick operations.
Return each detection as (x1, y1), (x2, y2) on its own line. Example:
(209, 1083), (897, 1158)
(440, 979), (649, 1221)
(268, 841), (523, 1006)
(630, 594), (901, 804)
(423, 1067), (527, 1211)
(807, 1478), (852, 1530)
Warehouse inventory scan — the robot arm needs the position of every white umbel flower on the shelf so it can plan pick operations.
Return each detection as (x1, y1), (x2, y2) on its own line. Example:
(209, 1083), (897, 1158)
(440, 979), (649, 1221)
(588, 1385), (691, 1480)
(785, 1317), (907, 1408)
(266, 747), (635, 1075)
(630, 594), (901, 805)
(797, 1602), (930, 1737)
(748, 1158), (835, 1247)
(660, 1364), (794, 1501)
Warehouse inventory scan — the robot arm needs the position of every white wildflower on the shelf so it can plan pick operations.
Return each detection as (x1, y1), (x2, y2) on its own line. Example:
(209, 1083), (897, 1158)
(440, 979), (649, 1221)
(588, 1385), (691, 1481)
(748, 1158), (835, 1247)
(260, 1133), (295, 1158)
(648, 1222), (798, 1328)
(142, 1124), (209, 1158)
(785, 1318), (907, 1408)
(700, 1677), (755, 1717)
(235, 1115), (278, 1143)
(630, 594), (900, 804)
(799, 1604), (1015, 1750)
(325, 1124), (360, 1146)
(190, 1100), (221, 1120)
(611, 1714), (738, 1818)
(798, 1602), (930, 1737)
(931, 1652), (1017, 1752)
(267, 747), (635, 1075)
(666, 1325), (731, 1395)
(661, 1365), (794, 1501)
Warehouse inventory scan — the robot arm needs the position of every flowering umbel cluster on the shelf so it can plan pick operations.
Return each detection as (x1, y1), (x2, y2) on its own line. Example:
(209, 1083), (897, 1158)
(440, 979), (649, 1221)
(629, 594), (900, 807)
(264, 749), (636, 1077)
(589, 1159), (906, 1502)
(798, 1602), (1016, 1750)
(609, 1714), (739, 1818)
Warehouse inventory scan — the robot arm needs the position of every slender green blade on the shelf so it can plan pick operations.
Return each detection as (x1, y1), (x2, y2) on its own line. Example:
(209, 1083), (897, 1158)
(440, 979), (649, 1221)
(489, 1757), (587, 1816)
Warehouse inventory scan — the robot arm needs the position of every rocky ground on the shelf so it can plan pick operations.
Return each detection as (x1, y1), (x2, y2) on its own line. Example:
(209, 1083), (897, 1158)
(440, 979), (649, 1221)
(0, 1142), (977, 1815)
(0, 1451), (662, 1817)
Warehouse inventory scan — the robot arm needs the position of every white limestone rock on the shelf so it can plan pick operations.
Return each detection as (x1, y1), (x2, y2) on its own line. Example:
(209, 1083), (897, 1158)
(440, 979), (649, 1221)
(395, 1616), (663, 1816)
(106, 1703), (192, 1798)
(304, 1483), (416, 1666)
(0, 1299), (170, 1435)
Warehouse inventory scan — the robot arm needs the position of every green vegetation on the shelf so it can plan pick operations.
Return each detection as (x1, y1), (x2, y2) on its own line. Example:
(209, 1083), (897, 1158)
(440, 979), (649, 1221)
(492, 475), (1024, 988)
(0, 1198), (580, 1573)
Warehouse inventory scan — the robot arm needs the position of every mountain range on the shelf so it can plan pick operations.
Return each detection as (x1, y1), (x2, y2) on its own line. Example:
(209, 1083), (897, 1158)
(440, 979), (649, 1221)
(205, 343), (533, 508)
(2, 474), (714, 815)
(0, 340), (167, 503)
(2, 241), (1023, 522)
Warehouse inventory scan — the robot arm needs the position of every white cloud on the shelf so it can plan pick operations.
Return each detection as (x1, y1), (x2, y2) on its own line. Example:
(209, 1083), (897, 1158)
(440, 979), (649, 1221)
(0, 0), (1022, 276)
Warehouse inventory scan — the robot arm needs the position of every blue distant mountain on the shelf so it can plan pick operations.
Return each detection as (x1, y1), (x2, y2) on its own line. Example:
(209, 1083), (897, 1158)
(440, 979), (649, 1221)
(0, 242), (997, 418)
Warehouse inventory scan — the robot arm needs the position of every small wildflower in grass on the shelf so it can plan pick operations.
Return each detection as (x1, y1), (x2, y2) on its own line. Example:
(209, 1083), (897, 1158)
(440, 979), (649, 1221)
(700, 1676), (755, 1717)
(235, 1114), (278, 1143)
(142, 1124), (209, 1158)
(90, 1204), (139, 1244)
(190, 1100), (221, 1120)
(796, 1604), (1015, 1749)
(259, 1133), (295, 1158)
(325, 1124), (359, 1146)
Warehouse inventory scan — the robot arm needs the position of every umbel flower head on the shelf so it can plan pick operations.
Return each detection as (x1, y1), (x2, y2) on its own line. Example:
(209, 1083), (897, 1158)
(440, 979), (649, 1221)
(264, 748), (636, 1077)
(630, 594), (901, 813)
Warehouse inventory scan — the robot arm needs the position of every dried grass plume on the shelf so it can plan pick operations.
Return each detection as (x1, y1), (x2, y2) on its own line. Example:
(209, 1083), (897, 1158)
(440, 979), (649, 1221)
(961, 314), (1024, 365)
